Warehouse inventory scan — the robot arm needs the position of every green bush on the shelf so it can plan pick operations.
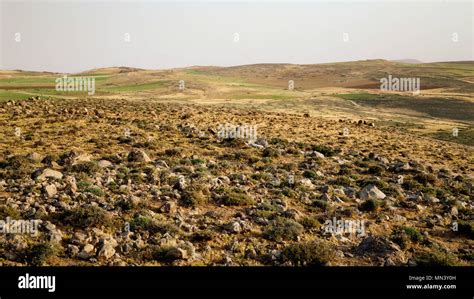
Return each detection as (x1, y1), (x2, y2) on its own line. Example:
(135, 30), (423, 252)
(0, 205), (22, 219)
(402, 179), (423, 191)
(190, 230), (215, 242)
(359, 199), (381, 212)
(263, 148), (280, 158)
(414, 250), (461, 266)
(165, 148), (183, 156)
(263, 218), (304, 241)
(414, 173), (437, 186)
(310, 145), (334, 157)
(25, 243), (55, 266)
(218, 188), (255, 206)
(299, 216), (321, 229)
(402, 227), (424, 242)
(129, 214), (180, 235)
(61, 205), (110, 229)
(331, 176), (353, 187)
(391, 226), (424, 249)
(458, 221), (474, 238)
(115, 198), (134, 211)
(368, 165), (385, 175)
(77, 181), (104, 197)
(312, 200), (329, 210)
(4, 156), (33, 179)
(71, 161), (100, 175)
(181, 190), (207, 207)
(359, 178), (388, 190)
(338, 165), (352, 175)
(152, 246), (183, 262)
(281, 241), (333, 266)
(270, 138), (289, 146)
(303, 170), (317, 179)
(281, 187), (298, 198)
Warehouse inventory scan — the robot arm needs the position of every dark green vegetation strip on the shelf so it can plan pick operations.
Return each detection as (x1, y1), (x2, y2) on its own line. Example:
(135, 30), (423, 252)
(337, 93), (474, 122)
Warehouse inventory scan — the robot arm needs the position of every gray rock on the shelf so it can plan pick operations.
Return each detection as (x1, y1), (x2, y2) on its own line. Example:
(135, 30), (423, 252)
(355, 236), (400, 256)
(44, 222), (63, 243)
(98, 160), (113, 168)
(299, 178), (315, 189)
(359, 185), (386, 200)
(155, 160), (169, 169)
(450, 206), (458, 217)
(35, 168), (63, 181)
(423, 193), (440, 204)
(72, 231), (88, 245)
(68, 245), (80, 257)
(83, 244), (95, 254)
(313, 151), (325, 159)
(27, 152), (43, 162)
(159, 201), (177, 214)
(254, 137), (268, 147)
(44, 184), (57, 198)
(343, 186), (357, 198)
(78, 244), (95, 260)
(281, 209), (301, 220)
(72, 154), (93, 165)
(217, 176), (231, 184)
(129, 195), (141, 206)
(165, 247), (188, 260)
(98, 243), (116, 260)
(225, 221), (242, 233)
(174, 176), (186, 190)
(127, 149), (151, 162)
(65, 176), (77, 194)
(393, 214), (407, 222)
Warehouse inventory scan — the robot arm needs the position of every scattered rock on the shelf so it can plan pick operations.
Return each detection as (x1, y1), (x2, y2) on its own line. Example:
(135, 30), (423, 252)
(225, 221), (242, 234)
(165, 247), (188, 261)
(355, 236), (400, 256)
(98, 243), (116, 260)
(359, 185), (386, 200)
(98, 160), (113, 168)
(159, 201), (177, 214)
(128, 149), (151, 162)
(34, 168), (63, 181)
(44, 184), (57, 198)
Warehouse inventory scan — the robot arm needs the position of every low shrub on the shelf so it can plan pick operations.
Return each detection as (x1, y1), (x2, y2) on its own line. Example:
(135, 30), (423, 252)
(263, 218), (304, 241)
(281, 241), (333, 266)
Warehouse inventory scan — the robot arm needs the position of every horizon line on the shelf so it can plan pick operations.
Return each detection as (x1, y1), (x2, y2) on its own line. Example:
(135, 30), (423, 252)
(2, 58), (474, 74)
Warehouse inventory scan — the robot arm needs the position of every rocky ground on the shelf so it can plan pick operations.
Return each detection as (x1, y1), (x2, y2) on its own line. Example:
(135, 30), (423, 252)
(0, 97), (472, 266)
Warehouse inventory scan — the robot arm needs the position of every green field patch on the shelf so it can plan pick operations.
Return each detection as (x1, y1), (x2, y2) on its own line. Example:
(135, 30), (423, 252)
(336, 93), (474, 122)
(0, 76), (57, 87)
(335, 93), (380, 101)
(101, 81), (167, 92)
(427, 126), (474, 146)
(0, 91), (32, 101)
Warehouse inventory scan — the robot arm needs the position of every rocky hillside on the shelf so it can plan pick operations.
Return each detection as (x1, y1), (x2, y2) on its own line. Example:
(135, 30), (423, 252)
(0, 97), (472, 266)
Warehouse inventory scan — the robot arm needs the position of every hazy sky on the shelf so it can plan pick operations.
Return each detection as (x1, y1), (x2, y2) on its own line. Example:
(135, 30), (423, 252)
(0, 0), (472, 72)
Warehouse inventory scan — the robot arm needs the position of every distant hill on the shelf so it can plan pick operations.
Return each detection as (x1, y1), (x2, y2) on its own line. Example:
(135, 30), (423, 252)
(392, 59), (424, 64)
(78, 66), (145, 76)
